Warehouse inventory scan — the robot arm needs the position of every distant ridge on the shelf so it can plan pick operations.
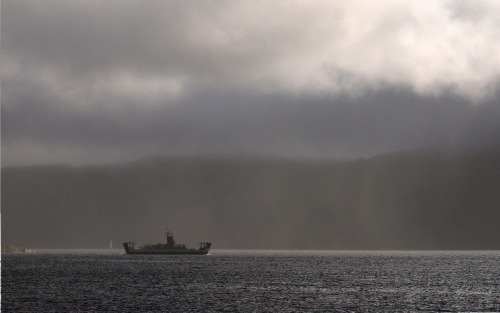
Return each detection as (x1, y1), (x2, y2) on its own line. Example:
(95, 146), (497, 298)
(3, 148), (499, 250)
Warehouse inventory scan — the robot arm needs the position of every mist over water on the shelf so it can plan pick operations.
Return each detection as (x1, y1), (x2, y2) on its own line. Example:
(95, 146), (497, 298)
(3, 250), (500, 312)
(3, 149), (500, 250)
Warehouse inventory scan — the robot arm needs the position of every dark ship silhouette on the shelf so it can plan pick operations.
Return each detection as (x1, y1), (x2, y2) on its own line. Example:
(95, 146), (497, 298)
(123, 229), (211, 255)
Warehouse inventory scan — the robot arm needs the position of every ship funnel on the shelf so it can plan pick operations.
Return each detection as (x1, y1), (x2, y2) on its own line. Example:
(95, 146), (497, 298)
(166, 229), (175, 246)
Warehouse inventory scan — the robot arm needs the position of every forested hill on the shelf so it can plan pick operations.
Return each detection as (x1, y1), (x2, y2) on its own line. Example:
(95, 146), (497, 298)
(3, 149), (500, 250)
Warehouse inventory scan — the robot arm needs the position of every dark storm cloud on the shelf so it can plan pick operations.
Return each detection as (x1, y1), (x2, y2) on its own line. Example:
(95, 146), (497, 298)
(3, 83), (500, 166)
(2, 0), (500, 166)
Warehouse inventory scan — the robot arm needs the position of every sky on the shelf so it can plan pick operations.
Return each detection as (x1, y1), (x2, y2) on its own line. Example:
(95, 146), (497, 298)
(2, 0), (500, 166)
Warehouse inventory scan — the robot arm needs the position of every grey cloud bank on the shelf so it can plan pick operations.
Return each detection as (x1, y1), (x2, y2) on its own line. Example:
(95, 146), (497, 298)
(4, 86), (500, 166)
(2, 0), (500, 166)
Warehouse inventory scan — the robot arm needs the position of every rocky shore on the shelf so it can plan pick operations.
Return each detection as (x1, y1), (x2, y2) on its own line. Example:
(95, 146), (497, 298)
(2, 244), (35, 253)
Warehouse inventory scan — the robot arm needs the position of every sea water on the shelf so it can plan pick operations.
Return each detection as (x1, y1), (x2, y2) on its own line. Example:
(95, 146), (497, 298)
(2, 250), (499, 312)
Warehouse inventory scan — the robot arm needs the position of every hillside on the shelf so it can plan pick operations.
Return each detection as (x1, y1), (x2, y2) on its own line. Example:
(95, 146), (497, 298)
(2, 149), (500, 249)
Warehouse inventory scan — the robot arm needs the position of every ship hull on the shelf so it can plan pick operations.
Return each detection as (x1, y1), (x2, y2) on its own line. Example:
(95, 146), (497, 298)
(124, 250), (209, 255)
(123, 242), (210, 255)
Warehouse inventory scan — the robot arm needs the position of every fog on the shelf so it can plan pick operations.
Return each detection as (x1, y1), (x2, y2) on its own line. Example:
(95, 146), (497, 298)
(2, 1), (500, 249)
(3, 150), (500, 249)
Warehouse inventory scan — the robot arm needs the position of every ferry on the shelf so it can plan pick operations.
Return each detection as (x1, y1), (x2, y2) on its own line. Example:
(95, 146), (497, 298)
(123, 229), (211, 255)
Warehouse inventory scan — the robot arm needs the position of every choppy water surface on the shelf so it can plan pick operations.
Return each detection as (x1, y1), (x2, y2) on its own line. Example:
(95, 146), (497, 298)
(2, 250), (500, 312)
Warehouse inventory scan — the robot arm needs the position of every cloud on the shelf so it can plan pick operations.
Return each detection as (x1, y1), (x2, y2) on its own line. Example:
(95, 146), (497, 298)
(2, 1), (500, 166)
(3, 0), (500, 105)
(3, 82), (500, 166)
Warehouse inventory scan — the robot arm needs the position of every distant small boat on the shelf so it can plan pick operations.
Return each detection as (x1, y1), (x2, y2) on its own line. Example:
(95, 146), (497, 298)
(123, 229), (211, 255)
